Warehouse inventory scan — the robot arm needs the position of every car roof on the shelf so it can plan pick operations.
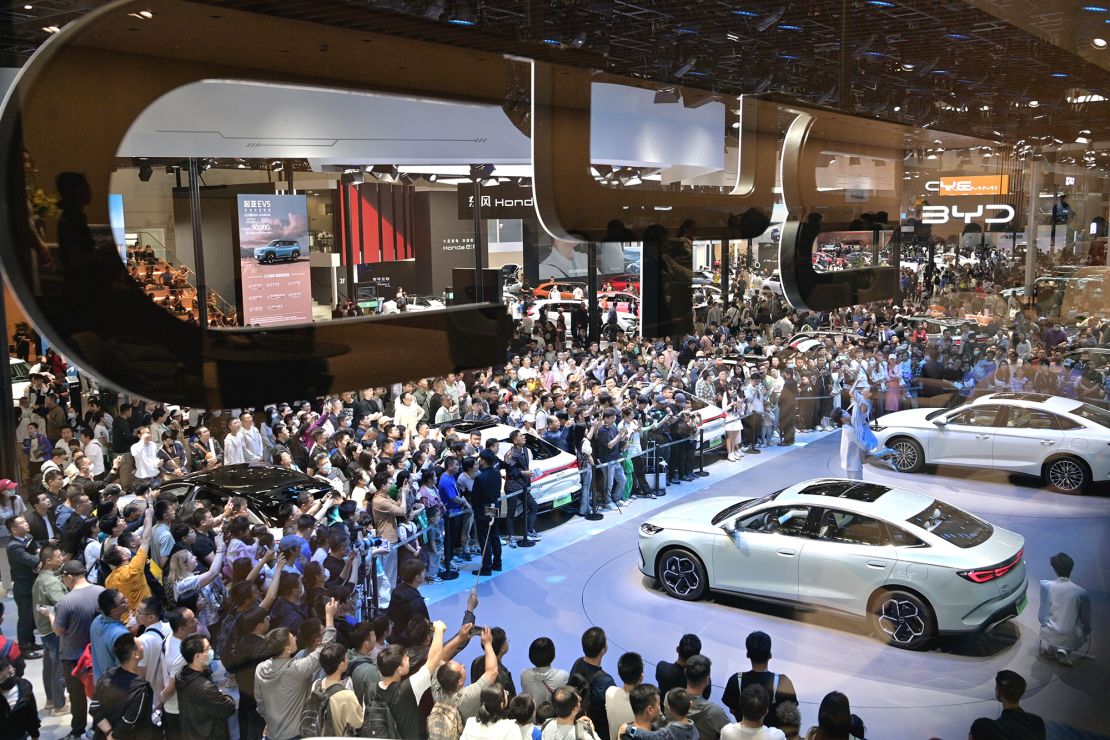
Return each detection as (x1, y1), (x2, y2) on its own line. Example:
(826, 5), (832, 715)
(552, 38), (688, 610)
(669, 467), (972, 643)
(777, 478), (933, 520)
(183, 463), (331, 499)
(971, 392), (1082, 413)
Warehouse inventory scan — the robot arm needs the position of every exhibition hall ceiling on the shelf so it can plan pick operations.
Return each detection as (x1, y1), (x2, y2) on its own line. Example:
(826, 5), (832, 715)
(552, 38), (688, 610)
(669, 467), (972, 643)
(3, 0), (1109, 148)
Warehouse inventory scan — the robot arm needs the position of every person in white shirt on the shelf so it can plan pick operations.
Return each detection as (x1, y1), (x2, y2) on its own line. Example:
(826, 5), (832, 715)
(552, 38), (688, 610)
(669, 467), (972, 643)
(720, 685), (785, 740)
(239, 411), (264, 462)
(605, 653), (643, 740)
(159, 607), (198, 737)
(223, 419), (247, 465)
(135, 596), (170, 701)
(538, 239), (587, 279)
(549, 286), (562, 301)
(130, 427), (161, 482)
(1039, 552), (1092, 666)
(80, 429), (105, 477)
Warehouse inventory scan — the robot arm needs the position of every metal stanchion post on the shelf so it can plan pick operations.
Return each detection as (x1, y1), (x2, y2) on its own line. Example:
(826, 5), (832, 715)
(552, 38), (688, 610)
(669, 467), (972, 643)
(650, 440), (666, 496)
(694, 429), (710, 477)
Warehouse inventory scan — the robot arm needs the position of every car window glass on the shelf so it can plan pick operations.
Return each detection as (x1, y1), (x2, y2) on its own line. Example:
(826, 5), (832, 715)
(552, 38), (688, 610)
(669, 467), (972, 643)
(1054, 413), (1082, 431)
(1002, 408), (1060, 430)
(886, 524), (925, 547)
(947, 405), (999, 427)
(161, 484), (193, 503)
(737, 506), (811, 537)
(816, 509), (889, 546)
(194, 487), (228, 511)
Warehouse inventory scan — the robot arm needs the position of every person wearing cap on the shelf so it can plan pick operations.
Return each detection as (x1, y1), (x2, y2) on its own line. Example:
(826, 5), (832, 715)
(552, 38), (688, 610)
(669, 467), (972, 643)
(50, 559), (105, 738)
(0, 479), (28, 600)
(471, 450), (503, 576)
(595, 408), (626, 508)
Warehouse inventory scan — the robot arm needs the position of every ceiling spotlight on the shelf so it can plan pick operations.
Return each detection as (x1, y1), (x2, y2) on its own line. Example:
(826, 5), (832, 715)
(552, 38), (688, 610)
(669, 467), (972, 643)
(900, 62), (916, 71)
(1077, 135), (1092, 144)
(41, 25), (59, 33)
(1092, 37), (1108, 49)
(427, 173), (438, 182)
(673, 57), (697, 78)
(1028, 100), (1040, 107)
(893, 105), (902, 112)
(23, 4), (31, 8)
(755, 6), (786, 32)
(570, 31), (588, 48)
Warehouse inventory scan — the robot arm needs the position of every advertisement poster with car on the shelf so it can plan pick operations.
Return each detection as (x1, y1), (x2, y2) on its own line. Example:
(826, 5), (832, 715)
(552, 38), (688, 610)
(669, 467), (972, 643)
(237, 194), (312, 326)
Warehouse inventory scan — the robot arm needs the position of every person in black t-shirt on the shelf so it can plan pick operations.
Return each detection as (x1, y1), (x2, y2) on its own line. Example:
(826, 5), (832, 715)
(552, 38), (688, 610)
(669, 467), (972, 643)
(722, 631), (796, 727)
(656, 633), (710, 700)
(971, 670), (1045, 740)
(569, 627), (615, 740)
(373, 620), (449, 740)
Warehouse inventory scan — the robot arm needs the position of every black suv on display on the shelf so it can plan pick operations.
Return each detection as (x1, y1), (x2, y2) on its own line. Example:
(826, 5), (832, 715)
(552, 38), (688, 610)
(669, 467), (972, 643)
(158, 463), (333, 530)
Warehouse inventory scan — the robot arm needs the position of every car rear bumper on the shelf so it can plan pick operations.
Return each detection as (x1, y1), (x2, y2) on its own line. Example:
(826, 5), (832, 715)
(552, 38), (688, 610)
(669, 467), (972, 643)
(938, 575), (1028, 635)
(533, 473), (582, 512)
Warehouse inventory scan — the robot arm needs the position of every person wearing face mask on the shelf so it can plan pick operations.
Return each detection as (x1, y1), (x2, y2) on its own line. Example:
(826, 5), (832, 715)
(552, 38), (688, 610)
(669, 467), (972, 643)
(90, 633), (153, 740)
(0, 654), (39, 739)
(176, 633), (236, 740)
(312, 452), (346, 495)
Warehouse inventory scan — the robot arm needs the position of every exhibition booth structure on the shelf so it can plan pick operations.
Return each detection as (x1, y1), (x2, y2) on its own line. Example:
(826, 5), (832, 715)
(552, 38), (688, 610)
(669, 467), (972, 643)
(0, 0), (1107, 406)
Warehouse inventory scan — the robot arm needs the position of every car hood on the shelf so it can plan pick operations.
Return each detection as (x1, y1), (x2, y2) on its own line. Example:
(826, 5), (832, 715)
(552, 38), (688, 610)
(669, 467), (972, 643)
(877, 408), (939, 428)
(644, 496), (750, 535)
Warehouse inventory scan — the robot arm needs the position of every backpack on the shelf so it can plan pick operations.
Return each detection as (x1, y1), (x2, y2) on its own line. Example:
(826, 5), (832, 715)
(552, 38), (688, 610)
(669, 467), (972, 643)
(426, 701), (463, 740)
(300, 681), (347, 738)
(359, 681), (400, 738)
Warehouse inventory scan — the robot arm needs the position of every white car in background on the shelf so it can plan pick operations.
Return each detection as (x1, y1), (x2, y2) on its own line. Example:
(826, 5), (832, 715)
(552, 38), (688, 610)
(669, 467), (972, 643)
(448, 420), (582, 512)
(760, 270), (783, 296)
(638, 478), (1027, 650)
(10, 357), (31, 403)
(381, 295), (445, 314)
(874, 392), (1110, 494)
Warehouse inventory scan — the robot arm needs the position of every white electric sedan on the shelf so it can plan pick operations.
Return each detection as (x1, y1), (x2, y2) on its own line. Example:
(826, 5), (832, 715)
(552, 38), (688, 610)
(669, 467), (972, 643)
(873, 392), (1110, 494)
(638, 479), (1027, 650)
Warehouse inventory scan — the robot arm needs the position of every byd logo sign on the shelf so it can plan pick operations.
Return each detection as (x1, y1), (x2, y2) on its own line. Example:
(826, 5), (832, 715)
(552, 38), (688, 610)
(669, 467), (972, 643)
(921, 204), (1016, 225)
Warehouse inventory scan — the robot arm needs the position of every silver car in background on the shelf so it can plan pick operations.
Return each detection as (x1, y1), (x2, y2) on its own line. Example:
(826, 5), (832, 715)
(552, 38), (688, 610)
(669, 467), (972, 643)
(638, 478), (1027, 650)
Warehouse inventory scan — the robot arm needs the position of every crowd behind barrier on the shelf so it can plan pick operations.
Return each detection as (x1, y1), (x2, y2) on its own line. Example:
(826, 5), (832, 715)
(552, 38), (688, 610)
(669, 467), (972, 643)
(1, 250), (1101, 738)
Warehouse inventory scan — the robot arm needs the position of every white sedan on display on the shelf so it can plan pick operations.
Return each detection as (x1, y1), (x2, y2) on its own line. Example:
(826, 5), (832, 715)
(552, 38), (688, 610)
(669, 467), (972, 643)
(873, 392), (1110, 494)
(638, 478), (1027, 650)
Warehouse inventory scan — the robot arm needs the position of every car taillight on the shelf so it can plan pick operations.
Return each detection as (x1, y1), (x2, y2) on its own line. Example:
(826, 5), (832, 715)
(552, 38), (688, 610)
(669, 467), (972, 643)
(532, 460), (578, 482)
(958, 548), (1023, 583)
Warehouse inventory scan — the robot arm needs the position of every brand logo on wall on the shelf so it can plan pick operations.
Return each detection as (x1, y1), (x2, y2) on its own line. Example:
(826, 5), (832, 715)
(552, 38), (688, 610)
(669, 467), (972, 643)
(921, 204), (1015, 225)
(457, 184), (536, 220)
(925, 176), (1009, 196)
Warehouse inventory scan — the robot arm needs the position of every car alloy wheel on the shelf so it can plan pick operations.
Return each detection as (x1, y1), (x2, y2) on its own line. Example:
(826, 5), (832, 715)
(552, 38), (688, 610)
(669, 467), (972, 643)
(292, 250), (300, 259)
(263, 253), (275, 263)
(871, 590), (933, 650)
(890, 438), (924, 473)
(1046, 457), (1088, 494)
(658, 548), (707, 601)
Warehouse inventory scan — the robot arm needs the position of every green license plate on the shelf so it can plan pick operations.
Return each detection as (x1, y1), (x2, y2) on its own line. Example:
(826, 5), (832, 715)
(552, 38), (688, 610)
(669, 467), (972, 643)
(553, 494), (573, 509)
(708, 436), (724, 449)
(1016, 594), (1028, 615)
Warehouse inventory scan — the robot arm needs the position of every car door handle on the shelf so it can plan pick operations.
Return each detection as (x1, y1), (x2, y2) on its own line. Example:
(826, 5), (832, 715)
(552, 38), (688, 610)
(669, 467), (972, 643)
(866, 560), (888, 568)
(975, 434), (991, 440)
(777, 549), (796, 557)
(1040, 440), (1056, 446)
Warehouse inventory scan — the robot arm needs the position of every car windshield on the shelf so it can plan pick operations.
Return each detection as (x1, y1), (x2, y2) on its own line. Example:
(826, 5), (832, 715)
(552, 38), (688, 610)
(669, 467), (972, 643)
(498, 434), (561, 461)
(9, 361), (30, 382)
(907, 500), (993, 548)
(1068, 403), (1110, 429)
(711, 489), (782, 525)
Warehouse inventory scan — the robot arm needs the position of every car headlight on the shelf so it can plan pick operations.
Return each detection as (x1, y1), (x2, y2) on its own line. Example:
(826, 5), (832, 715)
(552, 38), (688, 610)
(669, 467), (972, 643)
(640, 523), (663, 536)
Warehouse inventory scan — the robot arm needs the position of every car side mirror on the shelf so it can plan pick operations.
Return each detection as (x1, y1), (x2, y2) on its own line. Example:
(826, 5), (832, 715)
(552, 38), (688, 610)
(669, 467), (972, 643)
(933, 419), (947, 428)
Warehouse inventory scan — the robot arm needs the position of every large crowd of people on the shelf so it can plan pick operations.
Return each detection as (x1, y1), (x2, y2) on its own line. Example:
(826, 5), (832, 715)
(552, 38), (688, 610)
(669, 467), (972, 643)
(2, 248), (1101, 738)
